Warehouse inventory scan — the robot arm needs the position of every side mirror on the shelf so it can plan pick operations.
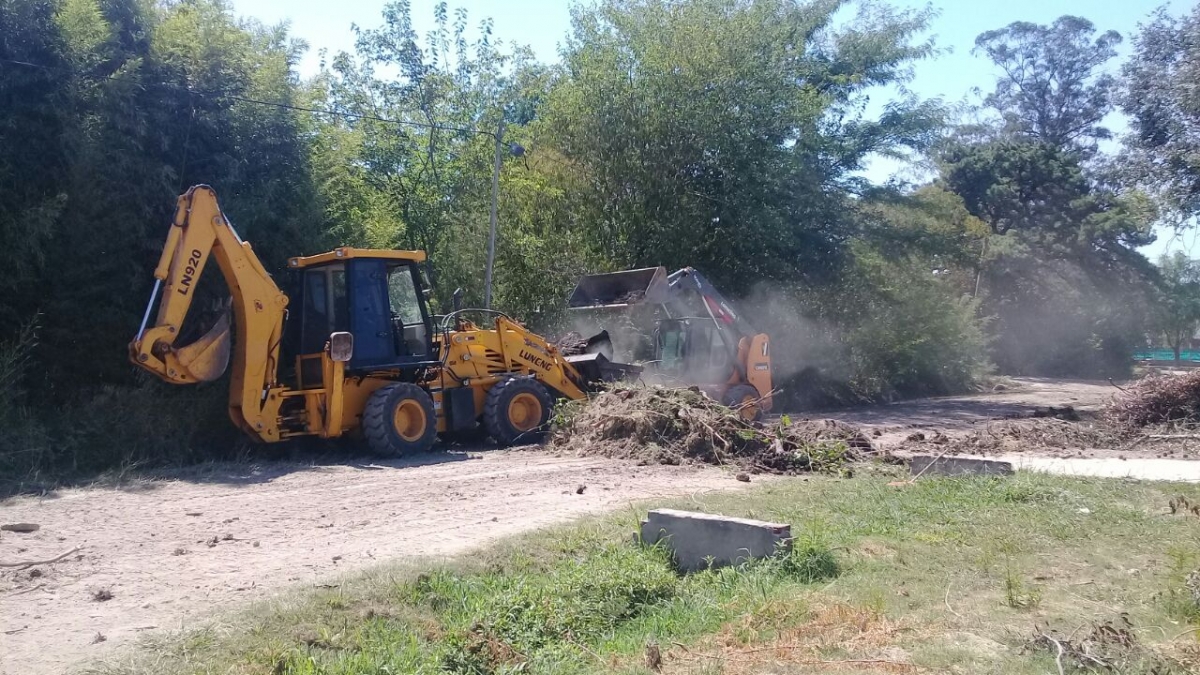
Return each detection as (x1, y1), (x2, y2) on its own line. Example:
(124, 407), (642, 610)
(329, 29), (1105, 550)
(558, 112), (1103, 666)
(329, 332), (354, 362)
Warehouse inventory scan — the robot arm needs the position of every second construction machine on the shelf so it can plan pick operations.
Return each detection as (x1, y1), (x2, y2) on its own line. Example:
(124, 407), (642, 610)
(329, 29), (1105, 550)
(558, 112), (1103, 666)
(568, 267), (773, 420)
(129, 186), (636, 455)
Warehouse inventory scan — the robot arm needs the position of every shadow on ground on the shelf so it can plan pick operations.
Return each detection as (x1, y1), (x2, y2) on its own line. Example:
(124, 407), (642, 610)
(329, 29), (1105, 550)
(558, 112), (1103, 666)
(0, 440), (503, 502)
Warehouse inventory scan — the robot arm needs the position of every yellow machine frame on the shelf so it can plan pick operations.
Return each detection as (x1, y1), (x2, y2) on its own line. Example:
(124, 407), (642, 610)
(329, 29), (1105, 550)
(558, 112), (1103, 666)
(130, 186), (597, 450)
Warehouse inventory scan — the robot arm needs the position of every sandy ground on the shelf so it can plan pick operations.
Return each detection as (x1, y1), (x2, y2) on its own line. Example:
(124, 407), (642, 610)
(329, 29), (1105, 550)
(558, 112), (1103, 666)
(2, 377), (1197, 674)
(0, 452), (741, 675)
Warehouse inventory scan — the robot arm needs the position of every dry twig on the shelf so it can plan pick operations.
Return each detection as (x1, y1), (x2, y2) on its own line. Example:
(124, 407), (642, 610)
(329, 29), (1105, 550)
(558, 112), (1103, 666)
(0, 546), (81, 569)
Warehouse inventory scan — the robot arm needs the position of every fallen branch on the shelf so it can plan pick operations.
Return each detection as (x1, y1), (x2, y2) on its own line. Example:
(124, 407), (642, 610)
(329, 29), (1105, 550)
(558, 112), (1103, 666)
(944, 582), (963, 619)
(1035, 629), (1066, 675)
(0, 546), (81, 569)
(1169, 625), (1200, 642)
(5, 584), (45, 597)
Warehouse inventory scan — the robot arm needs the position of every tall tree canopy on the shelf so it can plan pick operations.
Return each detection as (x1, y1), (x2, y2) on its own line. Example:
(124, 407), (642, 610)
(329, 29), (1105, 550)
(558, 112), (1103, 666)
(974, 15), (1121, 153)
(1121, 5), (1200, 222)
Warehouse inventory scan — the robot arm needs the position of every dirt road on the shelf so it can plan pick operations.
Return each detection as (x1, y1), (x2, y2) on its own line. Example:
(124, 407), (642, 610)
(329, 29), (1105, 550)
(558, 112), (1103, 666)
(0, 453), (740, 675)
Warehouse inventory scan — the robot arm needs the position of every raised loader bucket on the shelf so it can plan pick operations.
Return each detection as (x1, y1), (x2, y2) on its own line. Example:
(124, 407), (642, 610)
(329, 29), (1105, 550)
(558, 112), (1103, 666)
(567, 267), (670, 310)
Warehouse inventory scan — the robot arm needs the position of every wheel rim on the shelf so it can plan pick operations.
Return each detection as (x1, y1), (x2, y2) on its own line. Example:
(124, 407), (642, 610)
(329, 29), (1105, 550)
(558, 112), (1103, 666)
(507, 392), (543, 432)
(738, 394), (759, 421)
(392, 399), (427, 441)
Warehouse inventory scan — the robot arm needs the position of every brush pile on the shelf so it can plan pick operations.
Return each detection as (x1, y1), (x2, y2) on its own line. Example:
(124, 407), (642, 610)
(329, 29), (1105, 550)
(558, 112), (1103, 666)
(552, 385), (872, 473)
(1105, 370), (1200, 432)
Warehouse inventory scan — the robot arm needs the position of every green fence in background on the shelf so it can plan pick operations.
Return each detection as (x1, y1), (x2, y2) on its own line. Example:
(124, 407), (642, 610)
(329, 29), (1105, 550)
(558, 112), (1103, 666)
(1134, 350), (1200, 362)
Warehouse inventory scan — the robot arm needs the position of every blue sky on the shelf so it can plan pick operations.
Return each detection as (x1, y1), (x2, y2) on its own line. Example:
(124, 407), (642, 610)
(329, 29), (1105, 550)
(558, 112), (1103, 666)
(232, 0), (1197, 259)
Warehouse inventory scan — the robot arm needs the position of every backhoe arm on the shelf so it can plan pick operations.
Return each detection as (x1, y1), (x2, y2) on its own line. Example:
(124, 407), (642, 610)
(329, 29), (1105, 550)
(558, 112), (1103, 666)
(129, 185), (289, 441)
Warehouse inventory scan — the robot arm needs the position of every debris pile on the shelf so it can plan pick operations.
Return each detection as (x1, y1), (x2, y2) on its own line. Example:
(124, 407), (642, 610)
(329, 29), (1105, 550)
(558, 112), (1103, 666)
(1105, 370), (1200, 432)
(1029, 616), (1186, 673)
(554, 331), (590, 356)
(552, 386), (872, 473)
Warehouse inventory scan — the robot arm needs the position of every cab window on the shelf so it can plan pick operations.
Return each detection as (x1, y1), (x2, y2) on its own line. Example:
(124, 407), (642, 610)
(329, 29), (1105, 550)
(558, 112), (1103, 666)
(388, 264), (428, 356)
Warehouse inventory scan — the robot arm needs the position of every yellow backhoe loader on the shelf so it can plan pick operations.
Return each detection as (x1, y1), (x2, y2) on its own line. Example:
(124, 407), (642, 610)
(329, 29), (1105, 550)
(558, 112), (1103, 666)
(569, 266), (772, 420)
(129, 185), (637, 455)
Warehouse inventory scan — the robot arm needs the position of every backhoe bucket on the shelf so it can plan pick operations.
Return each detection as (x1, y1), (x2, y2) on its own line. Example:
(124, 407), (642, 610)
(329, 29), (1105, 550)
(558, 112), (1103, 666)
(568, 267), (669, 310)
(173, 307), (232, 382)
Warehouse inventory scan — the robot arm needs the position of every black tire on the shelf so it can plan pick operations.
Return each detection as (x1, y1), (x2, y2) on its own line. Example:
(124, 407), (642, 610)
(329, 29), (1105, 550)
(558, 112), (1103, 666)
(723, 384), (764, 422)
(483, 378), (554, 446)
(363, 383), (438, 456)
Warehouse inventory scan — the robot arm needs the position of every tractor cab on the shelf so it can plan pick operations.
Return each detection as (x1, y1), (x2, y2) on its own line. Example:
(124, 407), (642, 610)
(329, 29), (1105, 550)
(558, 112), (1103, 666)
(655, 316), (733, 384)
(282, 248), (437, 387)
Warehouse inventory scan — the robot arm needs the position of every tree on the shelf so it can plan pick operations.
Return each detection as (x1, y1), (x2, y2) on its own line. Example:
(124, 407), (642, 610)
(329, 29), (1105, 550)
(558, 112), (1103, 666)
(1155, 252), (1200, 364)
(931, 14), (1157, 378)
(941, 140), (1088, 236)
(0, 0), (70, 331)
(543, 0), (942, 293)
(974, 15), (1121, 153)
(1121, 6), (1200, 221)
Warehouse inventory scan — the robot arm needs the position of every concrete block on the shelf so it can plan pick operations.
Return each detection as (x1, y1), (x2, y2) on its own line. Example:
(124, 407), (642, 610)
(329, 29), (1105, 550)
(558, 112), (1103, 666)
(638, 508), (791, 572)
(910, 455), (1014, 477)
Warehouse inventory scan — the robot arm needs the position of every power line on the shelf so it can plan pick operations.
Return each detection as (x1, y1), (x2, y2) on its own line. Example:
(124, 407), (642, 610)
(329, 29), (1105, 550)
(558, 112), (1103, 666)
(0, 56), (499, 139)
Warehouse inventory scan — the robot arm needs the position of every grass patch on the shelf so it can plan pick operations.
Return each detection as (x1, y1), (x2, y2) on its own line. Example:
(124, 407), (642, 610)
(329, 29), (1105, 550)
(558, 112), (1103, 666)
(87, 468), (1200, 674)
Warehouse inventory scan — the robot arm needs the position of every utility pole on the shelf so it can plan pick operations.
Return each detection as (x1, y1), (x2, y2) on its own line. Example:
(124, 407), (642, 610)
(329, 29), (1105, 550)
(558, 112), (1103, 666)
(483, 118), (505, 309)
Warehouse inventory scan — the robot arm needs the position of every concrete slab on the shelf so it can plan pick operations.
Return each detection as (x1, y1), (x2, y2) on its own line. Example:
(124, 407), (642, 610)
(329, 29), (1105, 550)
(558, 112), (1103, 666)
(910, 454), (1014, 477)
(639, 508), (791, 572)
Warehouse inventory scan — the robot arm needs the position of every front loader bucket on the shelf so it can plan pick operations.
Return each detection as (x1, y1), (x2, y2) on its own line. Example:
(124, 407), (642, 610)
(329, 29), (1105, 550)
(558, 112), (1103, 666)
(566, 352), (643, 388)
(567, 267), (669, 310)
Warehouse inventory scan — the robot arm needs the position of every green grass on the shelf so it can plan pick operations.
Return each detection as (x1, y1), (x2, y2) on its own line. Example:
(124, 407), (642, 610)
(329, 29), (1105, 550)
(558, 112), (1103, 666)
(88, 467), (1200, 675)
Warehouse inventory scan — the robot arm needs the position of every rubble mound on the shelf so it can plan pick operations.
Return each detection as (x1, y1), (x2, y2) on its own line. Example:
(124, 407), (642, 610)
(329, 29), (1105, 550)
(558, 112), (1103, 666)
(552, 386), (872, 473)
(1106, 370), (1200, 432)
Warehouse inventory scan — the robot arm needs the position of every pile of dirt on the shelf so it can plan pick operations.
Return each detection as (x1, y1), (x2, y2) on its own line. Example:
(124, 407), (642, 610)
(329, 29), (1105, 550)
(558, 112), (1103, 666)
(552, 386), (873, 473)
(554, 331), (589, 356)
(1106, 370), (1200, 432)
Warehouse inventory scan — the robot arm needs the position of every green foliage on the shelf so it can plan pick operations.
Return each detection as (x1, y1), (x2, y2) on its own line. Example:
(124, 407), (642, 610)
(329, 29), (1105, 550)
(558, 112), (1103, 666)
(776, 534), (840, 583)
(6, 0), (1186, 478)
(1161, 546), (1200, 624)
(932, 14), (1158, 378)
(1121, 5), (1200, 220)
(0, 0), (312, 480)
(974, 15), (1121, 152)
(541, 0), (941, 293)
(1154, 253), (1200, 363)
(839, 247), (991, 399)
